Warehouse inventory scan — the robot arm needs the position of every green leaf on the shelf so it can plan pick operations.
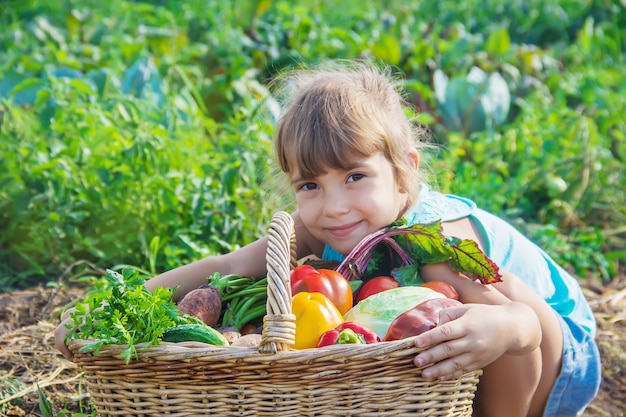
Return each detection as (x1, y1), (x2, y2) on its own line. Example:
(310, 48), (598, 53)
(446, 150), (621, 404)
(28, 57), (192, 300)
(391, 264), (422, 286)
(485, 27), (511, 56)
(0, 71), (27, 100)
(9, 78), (45, 106)
(67, 269), (190, 364)
(435, 67), (510, 133)
(121, 57), (164, 105)
(482, 72), (510, 127)
(37, 384), (54, 417)
(348, 280), (363, 293)
(447, 238), (502, 283)
(371, 33), (402, 65)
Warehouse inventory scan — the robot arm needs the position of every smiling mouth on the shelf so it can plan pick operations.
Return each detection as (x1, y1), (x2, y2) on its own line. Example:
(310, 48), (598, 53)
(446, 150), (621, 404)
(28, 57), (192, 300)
(326, 221), (361, 237)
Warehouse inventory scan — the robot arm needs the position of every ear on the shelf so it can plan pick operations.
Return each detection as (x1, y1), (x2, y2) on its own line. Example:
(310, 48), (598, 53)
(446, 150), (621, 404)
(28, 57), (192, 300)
(408, 149), (420, 171)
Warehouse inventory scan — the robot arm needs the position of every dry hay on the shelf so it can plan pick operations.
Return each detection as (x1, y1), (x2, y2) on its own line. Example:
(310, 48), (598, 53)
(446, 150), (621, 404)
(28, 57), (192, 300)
(0, 286), (87, 416)
(0, 277), (625, 416)
(0, 322), (84, 416)
(583, 278), (626, 416)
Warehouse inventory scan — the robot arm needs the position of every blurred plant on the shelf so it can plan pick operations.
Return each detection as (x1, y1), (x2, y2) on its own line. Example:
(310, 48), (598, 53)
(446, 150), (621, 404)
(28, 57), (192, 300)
(0, 0), (623, 290)
(434, 66), (511, 135)
(0, 372), (26, 414)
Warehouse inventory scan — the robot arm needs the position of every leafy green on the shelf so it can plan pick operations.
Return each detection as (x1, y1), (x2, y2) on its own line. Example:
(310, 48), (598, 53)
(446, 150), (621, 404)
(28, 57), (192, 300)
(434, 67), (511, 134)
(66, 269), (195, 364)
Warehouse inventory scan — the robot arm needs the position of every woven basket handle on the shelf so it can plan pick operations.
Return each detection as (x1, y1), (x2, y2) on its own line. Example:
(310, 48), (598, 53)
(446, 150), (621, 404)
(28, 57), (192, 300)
(258, 211), (297, 354)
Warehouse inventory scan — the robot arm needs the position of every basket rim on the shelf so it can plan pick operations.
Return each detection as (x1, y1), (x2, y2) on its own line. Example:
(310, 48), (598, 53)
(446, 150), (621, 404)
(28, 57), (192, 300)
(68, 335), (429, 363)
(67, 336), (482, 383)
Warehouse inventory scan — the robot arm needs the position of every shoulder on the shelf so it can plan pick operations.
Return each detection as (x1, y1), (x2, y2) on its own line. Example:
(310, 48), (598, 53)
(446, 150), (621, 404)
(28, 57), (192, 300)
(404, 184), (477, 225)
(440, 217), (487, 251)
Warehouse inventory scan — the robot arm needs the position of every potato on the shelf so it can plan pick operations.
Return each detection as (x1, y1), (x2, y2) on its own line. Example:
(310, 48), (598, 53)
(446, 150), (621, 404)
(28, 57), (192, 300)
(230, 333), (262, 348)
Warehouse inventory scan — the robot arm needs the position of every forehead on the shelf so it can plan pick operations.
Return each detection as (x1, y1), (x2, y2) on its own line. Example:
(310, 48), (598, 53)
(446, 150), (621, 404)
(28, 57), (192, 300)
(290, 152), (392, 180)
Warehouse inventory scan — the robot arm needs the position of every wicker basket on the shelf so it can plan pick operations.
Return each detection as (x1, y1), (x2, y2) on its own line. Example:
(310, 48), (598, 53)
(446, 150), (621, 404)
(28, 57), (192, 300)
(69, 211), (481, 416)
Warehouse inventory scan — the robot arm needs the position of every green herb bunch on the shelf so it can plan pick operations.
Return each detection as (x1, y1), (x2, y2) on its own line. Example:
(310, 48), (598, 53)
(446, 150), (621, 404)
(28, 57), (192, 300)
(66, 269), (195, 364)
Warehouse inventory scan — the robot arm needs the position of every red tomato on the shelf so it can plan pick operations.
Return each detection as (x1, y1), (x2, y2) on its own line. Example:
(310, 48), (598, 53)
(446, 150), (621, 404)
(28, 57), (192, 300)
(420, 280), (459, 300)
(356, 276), (400, 303)
(290, 265), (353, 315)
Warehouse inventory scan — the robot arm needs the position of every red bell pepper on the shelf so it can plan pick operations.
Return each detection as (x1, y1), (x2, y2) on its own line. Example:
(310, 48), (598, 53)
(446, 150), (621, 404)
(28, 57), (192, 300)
(317, 322), (380, 347)
(290, 265), (353, 315)
(383, 297), (462, 341)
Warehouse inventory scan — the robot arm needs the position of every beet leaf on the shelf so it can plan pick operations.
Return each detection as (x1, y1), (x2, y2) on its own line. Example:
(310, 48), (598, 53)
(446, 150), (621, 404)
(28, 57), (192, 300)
(336, 219), (502, 286)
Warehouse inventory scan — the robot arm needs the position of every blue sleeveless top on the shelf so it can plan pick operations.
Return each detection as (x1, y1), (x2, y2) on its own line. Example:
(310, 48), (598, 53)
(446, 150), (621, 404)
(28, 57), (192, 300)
(322, 184), (597, 336)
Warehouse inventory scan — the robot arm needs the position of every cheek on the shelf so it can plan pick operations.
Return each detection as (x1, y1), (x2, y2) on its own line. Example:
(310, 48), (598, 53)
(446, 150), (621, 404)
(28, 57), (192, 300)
(294, 196), (316, 223)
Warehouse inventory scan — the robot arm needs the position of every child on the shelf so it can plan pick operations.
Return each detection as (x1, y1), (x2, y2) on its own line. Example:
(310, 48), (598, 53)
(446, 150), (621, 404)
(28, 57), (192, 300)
(55, 61), (600, 417)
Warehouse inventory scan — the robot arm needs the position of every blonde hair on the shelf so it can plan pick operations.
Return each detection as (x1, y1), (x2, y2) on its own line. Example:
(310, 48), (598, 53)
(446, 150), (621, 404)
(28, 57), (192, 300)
(272, 61), (430, 205)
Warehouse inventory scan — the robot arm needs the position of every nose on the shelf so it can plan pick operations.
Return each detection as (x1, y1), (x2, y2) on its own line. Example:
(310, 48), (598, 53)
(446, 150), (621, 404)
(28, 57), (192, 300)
(322, 187), (350, 217)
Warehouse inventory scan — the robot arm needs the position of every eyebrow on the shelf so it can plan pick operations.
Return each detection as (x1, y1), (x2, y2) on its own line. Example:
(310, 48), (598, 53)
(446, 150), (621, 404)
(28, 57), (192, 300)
(290, 176), (306, 185)
(290, 158), (370, 185)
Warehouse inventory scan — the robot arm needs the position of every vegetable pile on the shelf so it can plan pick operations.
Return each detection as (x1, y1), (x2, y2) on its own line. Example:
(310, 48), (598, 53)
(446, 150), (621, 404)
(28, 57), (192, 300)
(343, 285), (447, 339)
(177, 272), (268, 336)
(67, 219), (501, 361)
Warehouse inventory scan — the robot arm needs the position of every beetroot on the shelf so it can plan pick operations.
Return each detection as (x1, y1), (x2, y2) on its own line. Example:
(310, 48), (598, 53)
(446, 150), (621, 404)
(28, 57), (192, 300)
(176, 273), (268, 332)
(176, 285), (222, 327)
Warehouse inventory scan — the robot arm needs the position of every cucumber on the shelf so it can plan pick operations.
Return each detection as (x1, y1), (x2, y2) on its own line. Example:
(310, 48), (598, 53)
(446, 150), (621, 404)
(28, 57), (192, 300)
(162, 323), (229, 346)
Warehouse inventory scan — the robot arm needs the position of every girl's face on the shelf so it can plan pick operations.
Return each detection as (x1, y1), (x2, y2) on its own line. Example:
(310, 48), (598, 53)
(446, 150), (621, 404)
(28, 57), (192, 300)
(292, 152), (409, 255)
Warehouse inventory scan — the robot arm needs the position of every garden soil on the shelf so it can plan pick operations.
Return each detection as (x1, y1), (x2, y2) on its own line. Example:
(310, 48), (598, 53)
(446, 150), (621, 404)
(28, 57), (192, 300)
(0, 275), (624, 416)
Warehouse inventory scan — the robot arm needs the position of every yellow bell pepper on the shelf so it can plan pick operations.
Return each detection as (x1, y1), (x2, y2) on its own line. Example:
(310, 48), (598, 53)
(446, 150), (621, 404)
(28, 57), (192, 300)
(292, 291), (344, 349)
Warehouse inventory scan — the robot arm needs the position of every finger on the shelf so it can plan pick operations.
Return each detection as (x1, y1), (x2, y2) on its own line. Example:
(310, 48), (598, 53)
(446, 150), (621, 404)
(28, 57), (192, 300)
(414, 318), (468, 348)
(436, 305), (469, 325)
(416, 351), (481, 381)
(54, 319), (75, 361)
(415, 332), (463, 366)
(413, 327), (476, 369)
(55, 337), (74, 360)
(60, 306), (77, 321)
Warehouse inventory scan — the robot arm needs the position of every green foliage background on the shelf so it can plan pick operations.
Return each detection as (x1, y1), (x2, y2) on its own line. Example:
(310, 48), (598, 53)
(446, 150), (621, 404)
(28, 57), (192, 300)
(1, 0), (625, 291)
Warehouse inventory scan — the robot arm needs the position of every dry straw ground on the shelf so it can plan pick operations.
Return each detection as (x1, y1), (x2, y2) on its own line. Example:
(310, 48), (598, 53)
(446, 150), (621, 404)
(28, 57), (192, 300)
(0, 275), (624, 416)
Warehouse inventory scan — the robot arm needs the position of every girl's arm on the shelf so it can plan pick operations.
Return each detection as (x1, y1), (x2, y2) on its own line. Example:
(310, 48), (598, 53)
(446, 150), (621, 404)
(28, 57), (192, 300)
(412, 217), (563, 381)
(146, 210), (322, 300)
(438, 217), (561, 353)
(145, 236), (270, 301)
(419, 264), (543, 354)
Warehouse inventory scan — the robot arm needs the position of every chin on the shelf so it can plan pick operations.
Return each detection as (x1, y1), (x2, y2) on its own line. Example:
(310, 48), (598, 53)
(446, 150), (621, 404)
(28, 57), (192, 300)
(331, 241), (359, 257)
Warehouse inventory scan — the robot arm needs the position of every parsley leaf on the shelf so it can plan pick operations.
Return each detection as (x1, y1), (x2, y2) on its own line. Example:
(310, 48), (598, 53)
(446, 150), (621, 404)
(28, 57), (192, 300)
(66, 269), (194, 364)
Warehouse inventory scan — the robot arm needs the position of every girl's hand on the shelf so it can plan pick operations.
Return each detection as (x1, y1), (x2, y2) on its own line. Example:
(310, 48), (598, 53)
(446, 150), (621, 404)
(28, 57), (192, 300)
(54, 301), (107, 361)
(54, 307), (77, 360)
(413, 302), (539, 380)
